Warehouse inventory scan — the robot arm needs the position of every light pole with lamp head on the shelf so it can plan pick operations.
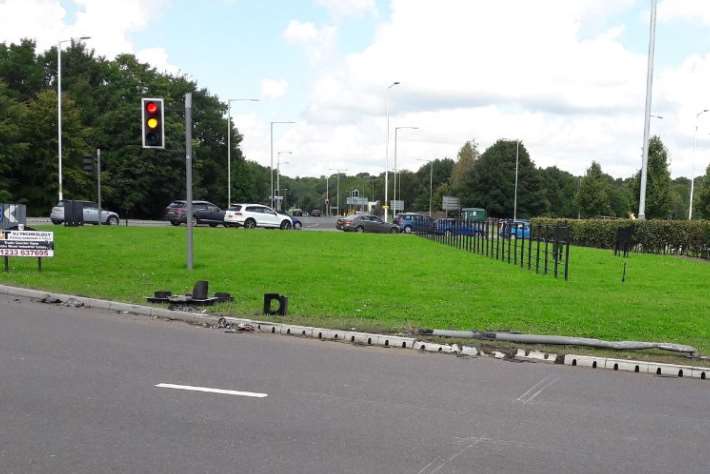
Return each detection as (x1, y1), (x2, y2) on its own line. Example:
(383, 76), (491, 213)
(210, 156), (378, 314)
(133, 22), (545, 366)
(384, 81), (400, 222)
(689, 109), (709, 219)
(57, 35), (91, 201)
(328, 168), (347, 216)
(637, 0), (658, 220)
(393, 126), (418, 213)
(227, 98), (259, 207)
(270, 121), (295, 208)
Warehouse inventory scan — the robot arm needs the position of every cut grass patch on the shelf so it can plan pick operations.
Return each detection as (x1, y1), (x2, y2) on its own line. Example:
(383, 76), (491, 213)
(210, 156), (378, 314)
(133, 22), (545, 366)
(1, 225), (709, 353)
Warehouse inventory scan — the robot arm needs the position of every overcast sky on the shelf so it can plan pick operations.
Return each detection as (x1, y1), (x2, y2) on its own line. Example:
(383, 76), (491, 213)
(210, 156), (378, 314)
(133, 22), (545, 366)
(3, 0), (710, 179)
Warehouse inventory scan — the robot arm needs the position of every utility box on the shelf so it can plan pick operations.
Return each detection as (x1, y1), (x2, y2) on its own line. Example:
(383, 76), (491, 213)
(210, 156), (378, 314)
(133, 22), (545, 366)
(0, 203), (27, 230)
(63, 200), (85, 226)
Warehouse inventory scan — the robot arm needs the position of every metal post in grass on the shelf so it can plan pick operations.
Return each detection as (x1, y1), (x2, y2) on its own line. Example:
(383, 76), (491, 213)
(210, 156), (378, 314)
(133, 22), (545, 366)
(185, 92), (194, 271)
(564, 235), (570, 281)
(514, 228), (518, 265)
(536, 227), (541, 273)
(544, 237), (549, 275)
(508, 229), (512, 264)
(528, 227), (533, 270)
(520, 229), (525, 268)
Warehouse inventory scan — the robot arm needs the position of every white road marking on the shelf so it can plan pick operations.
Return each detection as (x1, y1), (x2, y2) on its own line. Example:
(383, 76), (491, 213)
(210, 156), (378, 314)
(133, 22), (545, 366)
(155, 383), (268, 398)
(516, 376), (559, 405)
(524, 377), (559, 404)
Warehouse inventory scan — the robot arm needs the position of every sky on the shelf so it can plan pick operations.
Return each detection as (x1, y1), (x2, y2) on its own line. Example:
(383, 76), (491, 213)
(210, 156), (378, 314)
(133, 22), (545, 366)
(4, 0), (710, 180)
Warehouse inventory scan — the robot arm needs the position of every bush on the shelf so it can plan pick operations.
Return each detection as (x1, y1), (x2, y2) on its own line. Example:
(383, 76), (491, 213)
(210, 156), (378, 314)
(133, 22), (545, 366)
(531, 218), (710, 258)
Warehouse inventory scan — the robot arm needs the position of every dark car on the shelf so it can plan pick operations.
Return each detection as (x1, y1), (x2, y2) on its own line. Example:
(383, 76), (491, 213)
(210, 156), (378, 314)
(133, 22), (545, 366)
(499, 219), (531, 239)
(395, 213), (433, 234)
(310, 209), (322, 217)
(336, 214), (400, 233)
(165, 200), (225, 227)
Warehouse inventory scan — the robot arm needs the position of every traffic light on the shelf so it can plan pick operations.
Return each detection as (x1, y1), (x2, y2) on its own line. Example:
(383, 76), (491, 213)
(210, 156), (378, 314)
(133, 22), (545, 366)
(82, 156), (95, 174)
(141, 98), (165, 149)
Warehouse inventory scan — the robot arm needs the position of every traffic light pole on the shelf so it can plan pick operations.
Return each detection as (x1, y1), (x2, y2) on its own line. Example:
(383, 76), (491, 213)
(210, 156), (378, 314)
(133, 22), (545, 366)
(185, 93), (193, 271)
(96, 148), (101, 222)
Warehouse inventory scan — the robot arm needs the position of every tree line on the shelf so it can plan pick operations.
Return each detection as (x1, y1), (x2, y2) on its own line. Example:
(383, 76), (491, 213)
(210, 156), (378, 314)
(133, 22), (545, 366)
(2, 39), (710, 220)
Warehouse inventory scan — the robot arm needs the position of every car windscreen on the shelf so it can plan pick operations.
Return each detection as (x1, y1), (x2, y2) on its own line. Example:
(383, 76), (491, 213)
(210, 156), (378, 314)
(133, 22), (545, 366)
(168, 201), (185, 208)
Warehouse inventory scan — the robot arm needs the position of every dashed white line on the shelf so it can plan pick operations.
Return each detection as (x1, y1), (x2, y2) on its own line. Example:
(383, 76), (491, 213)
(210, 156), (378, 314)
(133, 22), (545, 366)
(155, 383), (268, 398)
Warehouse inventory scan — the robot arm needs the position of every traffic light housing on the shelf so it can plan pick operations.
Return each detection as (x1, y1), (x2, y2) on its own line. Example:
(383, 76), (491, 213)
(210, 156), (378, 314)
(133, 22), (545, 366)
(82, 156), (95, 174)
(141, 98), (165, 149)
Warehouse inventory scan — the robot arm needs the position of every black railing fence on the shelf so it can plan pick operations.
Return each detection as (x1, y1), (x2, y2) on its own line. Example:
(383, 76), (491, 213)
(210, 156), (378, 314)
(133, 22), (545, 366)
(415, 218), (571, 280)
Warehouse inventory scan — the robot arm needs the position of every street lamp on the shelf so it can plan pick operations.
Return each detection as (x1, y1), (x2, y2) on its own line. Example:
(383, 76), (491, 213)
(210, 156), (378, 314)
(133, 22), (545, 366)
(393, 126), (418, 213)
(513, 140), (520, 221)
(57, 35), (91, 201)
(227, 98), (259, 207)
(689, 109), (710, 220)
(276, 151), (292, 207)
(417, 159), (434, 217)
(383, 81), (400, 222)
(637, 0), (658, 221)
(270, 121), (295, 208)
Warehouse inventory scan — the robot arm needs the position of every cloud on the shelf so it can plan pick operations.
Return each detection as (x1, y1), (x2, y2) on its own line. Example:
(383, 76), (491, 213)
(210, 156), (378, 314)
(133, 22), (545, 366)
(261, 79), (289, 99)
(268, 0), (710, 180)
(659, 0), (710, 26)
(0, 0), (177, 73)
(136, 48), (180, 75)
(315, 0), (376, 18)
(283, 19), (337, 64)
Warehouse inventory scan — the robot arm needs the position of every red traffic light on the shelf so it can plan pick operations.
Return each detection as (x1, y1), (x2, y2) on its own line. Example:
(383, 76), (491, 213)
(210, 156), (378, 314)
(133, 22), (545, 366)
(146, 101), (158, 114)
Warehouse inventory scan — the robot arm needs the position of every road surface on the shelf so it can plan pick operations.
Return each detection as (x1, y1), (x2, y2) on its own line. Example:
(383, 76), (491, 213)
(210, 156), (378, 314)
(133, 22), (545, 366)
(0, 296), (707, 473)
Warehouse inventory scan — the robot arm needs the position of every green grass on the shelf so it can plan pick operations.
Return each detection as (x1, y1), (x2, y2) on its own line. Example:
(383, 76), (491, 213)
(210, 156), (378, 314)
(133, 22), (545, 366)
(2, 225), (709, 353)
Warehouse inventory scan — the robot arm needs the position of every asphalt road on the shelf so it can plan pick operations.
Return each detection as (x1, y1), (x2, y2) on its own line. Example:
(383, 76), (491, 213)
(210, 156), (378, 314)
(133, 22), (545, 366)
(27, 216), (340, 231)
(1, 297), (708, 474)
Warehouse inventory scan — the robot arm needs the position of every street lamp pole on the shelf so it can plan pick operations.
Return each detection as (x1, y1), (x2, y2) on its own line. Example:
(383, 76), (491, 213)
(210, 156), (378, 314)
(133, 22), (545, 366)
(393, 126), (418, 213)
(270, 121), (295, 208)
(57, 36), (90, 202)
(689, 109), (709, 220)
(513, 140), (520, 221)
(638, 0), (658, 220)
(384, 81), (400, 222)
(227, 98), (259, 207)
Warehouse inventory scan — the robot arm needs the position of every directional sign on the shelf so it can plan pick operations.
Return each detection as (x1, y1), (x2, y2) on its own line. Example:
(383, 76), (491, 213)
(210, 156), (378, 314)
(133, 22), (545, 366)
(0, 203), (27, 230)
(390, 200), (404, 211)
(346, 196), (369, 206)
(442, 196), (461, 211)
(0, 230), (54, 257)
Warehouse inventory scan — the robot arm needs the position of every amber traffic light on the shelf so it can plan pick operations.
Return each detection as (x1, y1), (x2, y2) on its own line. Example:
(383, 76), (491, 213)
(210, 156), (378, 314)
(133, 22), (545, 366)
(141, 98), (165, 149)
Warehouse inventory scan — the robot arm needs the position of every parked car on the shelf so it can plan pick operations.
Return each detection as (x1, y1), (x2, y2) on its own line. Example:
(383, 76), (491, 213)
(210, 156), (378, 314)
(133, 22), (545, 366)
(278, 211), (302, 230)
(336, 214), (400, 233)
(434, 218), (484, 236)
(224, 204), (293, 229)
(50, 200), (120, 225)
(500, 219), (531, 239)
(310, 209), (322, 217)
(287, 208), (304, 217)
(395, 213), (433, 234)
(164, 200), (225, 226)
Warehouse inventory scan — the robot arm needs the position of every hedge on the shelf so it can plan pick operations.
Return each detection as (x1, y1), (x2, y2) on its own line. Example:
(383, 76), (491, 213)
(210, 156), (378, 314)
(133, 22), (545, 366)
(530, 218), (710, 259)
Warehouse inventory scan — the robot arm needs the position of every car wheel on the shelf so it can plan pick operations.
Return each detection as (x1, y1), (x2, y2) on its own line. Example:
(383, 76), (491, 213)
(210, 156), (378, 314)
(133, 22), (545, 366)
(294, 222), (302, 230)
(170, 220), (180, 226)
(404, 225), (412, 234)
(209, 223), (218, 228)
(356, 226), (364, 233)
(107, 216), (119, 226)
(390, 227), (400, 233)
(244, 219), (256, 229)
(280, 220), (292, 230)
(51, 219), (62, 225)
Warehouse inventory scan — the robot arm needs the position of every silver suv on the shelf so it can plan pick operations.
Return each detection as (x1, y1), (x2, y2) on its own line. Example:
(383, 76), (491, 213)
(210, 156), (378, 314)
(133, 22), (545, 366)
(50, 200), (120, 225)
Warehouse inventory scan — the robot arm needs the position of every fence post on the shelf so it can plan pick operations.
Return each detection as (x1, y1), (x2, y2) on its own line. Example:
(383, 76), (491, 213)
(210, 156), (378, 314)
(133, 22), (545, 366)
(536, 227), (541, 274)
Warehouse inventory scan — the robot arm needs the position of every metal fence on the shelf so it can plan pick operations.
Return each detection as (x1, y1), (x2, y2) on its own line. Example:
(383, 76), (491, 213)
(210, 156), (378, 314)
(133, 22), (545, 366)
(415, 218), (571, 280)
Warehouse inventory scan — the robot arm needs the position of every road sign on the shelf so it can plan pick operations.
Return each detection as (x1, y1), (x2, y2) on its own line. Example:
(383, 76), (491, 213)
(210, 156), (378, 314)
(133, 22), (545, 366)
(346, 196), (368, 206)
(442, 196), (460, 211)
(0, 231), (54, 257)
(390, 200), (404, 211)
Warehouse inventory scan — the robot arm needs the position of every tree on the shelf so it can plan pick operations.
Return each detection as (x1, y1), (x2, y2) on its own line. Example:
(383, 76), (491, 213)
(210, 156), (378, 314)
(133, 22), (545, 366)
(450, 141), (478, 196)
(576, 162), (612, 218)
(697, 164), (710, 219)
(632, 136), (673, 219)
(539, 166), (578, 217)
(459, 140), (546, 218)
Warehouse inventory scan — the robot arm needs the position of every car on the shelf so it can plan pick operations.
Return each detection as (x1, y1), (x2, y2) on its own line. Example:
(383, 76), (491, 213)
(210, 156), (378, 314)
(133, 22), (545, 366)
(278, 211), (302, 230)
(50, 200), (120, 225)
(310, 209), (322, 217)
(224, 204), (293, 229)
(500, 219), (531, 239)
(336, 214), (400, 233)
(395, 213), (433, 234)
(434, 218), (484, 236)
(164, 200), (225, 226)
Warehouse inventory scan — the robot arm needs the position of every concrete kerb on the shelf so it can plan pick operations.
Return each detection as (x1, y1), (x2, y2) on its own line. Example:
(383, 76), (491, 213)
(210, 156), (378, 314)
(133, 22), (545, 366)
(0, 284), (706, 382)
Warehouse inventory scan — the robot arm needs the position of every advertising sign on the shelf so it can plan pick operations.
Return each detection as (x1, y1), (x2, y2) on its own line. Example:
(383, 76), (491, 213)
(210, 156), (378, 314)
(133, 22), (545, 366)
(0, 231), (54, 257)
